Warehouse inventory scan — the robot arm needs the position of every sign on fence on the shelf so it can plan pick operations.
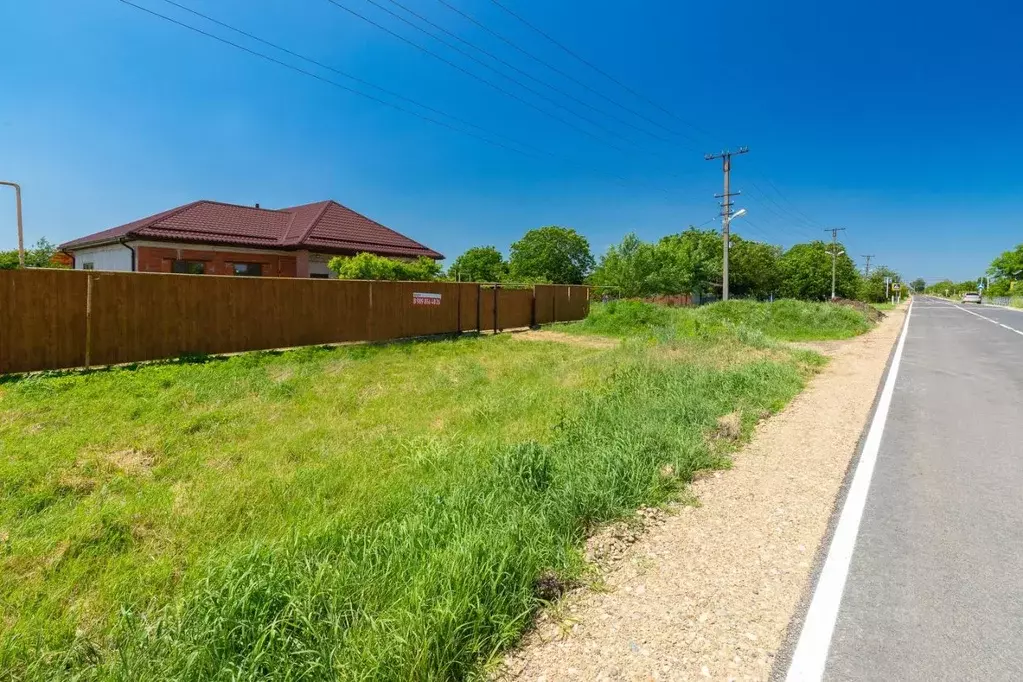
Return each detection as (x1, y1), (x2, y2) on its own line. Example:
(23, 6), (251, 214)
(412, 292), (442, 306)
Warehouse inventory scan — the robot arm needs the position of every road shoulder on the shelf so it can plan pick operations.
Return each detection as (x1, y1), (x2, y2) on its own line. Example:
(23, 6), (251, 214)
(498, 308), (907, 682)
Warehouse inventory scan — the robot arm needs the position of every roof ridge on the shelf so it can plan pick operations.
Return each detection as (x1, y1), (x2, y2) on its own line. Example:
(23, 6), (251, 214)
(292, 200), (335, 247)
(198, 199), (289, 213)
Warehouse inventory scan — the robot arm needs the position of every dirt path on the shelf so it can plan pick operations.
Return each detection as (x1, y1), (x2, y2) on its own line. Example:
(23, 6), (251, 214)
(499, 308), (907, 682)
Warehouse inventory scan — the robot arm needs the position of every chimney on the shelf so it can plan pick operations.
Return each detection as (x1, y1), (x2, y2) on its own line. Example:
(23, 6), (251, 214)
(255, 202), (260, 209)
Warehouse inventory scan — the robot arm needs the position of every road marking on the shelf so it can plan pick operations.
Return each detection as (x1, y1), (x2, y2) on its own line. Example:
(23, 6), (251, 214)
(954, 305), (1023, 336)
(785, 302), (914, 682)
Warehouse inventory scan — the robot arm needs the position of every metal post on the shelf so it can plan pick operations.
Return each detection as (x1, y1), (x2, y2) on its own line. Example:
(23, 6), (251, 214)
(0, 181), (24, 268)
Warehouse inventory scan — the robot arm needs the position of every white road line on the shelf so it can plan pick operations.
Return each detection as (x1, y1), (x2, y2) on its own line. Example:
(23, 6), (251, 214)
(785, 302), (914, 682)
(953, 305), (1023, 336)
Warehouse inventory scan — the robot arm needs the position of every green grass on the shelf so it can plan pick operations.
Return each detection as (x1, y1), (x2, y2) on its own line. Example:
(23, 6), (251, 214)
(0, 300), (867, 680)
(571, 298), (872, 342)
(871, 302), (896, 311)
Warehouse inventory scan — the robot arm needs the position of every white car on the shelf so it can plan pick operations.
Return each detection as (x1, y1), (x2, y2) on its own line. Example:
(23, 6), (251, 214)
(961, 292), (982, 304)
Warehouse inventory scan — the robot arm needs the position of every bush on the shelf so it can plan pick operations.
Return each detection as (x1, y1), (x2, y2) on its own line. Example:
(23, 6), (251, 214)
(328, 253), (442, 281)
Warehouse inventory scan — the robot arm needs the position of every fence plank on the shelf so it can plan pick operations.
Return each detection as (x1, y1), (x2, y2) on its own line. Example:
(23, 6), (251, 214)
(0, 271), (592, 374)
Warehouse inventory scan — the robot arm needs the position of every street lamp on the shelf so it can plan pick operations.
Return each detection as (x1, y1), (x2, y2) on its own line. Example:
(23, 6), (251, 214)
(0, 181), (23, 268)
(825, 248), (845, 300)
(726, 209), (748, 251)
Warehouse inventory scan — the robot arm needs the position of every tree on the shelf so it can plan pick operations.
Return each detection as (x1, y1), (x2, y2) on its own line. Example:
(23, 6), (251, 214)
(778, 240), (860, 300)
(911, 278), (926, 293)
(986, 243), (1023, 296)
(656, 228), (722, 299)
(858, 265), (901, 303)
(589, 233), (663, 297)
(728, 236), (781, 299)
(0, 238), (66, 270)
(328, 253), (442, 281)
(509, 226), (594, 284)
(448, 246), (507, 283)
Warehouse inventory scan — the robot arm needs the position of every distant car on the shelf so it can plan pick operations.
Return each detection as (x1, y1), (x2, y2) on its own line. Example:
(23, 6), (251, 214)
(962, 292), (982, 304)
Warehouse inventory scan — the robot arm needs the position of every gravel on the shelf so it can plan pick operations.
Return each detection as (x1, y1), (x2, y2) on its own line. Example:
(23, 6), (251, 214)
(497, 308), (907, 682)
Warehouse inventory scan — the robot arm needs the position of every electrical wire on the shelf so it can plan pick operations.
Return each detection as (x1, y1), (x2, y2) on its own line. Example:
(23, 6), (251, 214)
(320, 0), (633, 151)
(431, 0), (698, 150)
(381, 0), (676, 146)
(116, 0), (540, 158)
(486, 0), (715, 146)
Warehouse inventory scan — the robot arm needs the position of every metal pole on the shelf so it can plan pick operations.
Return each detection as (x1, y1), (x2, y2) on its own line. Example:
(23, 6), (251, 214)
(0, 181), (24, 268)
(831, 232), (837, 300)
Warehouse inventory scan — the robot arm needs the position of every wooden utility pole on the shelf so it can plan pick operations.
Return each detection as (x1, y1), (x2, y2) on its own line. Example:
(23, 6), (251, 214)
(825, 227), (847, 300)
(862, 254), (875, 276)
(705, 147), (748, 301)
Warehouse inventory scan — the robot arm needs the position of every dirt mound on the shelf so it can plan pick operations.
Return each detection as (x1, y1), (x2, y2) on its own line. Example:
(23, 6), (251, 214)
(832, 298), (884, 323)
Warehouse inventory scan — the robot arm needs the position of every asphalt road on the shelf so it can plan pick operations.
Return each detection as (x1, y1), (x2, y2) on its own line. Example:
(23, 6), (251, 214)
(822, 297), (1023, 680)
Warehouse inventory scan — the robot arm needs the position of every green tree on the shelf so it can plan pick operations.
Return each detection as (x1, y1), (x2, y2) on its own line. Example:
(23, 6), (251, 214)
(925, 279), (955, 296)
(778, 240), (860, 300)
(728, 235), (781, 299)
(328, 253), (442, 281)
(858, 266), (901, 303)
(448, 246), (507, 283)
(509, 226), (594, 284)
(656, 228), (722, 299)
(589, 233), (663, 297)
(986, 243), (1023, 296)
(0, 238), (65, 270)
(911, 277), (926, 293)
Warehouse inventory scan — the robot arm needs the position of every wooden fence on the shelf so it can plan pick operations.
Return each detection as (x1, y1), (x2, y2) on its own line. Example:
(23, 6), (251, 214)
(0, 269), (590, 374)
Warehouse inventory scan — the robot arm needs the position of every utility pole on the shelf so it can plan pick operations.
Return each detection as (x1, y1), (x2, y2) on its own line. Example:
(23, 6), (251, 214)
(825, 227), (847, 300)
(861, 254), (875, 276)
(0, 181), (24, 268)
(705, 147), (748, 301)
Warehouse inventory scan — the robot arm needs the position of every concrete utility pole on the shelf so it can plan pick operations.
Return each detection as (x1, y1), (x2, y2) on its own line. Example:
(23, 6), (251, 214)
(704, 147), (749, 301)
(862, 254), (875, 276)
(0, 181), (24, 268)
(825, 227), (847, 300)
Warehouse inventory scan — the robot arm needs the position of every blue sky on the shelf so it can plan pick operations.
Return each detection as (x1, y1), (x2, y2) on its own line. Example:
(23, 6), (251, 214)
(1, 0), (1021, 282)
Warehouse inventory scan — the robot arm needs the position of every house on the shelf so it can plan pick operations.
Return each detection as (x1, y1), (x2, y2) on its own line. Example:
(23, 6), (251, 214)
(60, 199), (443, 278)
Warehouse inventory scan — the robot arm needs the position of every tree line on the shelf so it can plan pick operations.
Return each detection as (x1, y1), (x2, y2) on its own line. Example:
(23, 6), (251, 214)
(919, 241), (1023, 298)
(330, 225), (904, 303)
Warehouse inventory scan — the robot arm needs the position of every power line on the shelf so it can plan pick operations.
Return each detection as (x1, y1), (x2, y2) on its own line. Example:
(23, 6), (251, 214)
(151, 0), (539, 154)
(116, 0), (674, 196)
(115, 0), (538, 158)
(381, 0), (675, 146)
(486, 0), (715, 145)
(320, 0), (633, 152)
(432, 0), (701, 150)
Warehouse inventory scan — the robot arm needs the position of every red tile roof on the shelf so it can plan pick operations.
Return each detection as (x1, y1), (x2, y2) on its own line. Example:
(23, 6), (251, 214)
(61, 200), (443, 259)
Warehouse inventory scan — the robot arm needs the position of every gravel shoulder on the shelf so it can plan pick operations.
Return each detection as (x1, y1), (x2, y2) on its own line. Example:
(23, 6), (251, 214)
(498, 307), (907, 682)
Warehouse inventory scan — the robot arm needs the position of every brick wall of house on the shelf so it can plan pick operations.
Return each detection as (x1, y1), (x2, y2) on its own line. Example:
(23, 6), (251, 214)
(135, 246), (298, 277)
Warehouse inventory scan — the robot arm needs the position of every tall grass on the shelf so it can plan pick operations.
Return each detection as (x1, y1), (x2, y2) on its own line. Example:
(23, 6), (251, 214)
(573, 299), (872, 342)
(0, 302), (836, 680)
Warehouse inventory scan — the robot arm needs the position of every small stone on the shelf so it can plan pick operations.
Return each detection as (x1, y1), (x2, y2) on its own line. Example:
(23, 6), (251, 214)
(701, 665), (711, 677)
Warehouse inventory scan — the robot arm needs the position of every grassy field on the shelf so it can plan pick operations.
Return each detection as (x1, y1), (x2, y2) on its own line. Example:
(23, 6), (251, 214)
(0, 300), (869, 680)
(571, 298), (873, 342)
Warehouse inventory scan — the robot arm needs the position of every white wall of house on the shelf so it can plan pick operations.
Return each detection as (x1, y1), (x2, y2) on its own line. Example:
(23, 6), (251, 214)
(71, 243), (133, 271)
(309, 253), (338, 279)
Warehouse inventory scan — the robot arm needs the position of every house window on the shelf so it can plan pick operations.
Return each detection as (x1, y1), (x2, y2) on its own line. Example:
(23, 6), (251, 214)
(172, 260), (206, 275)
(232, 262), (263, 277)
(82, 262), (95, 270)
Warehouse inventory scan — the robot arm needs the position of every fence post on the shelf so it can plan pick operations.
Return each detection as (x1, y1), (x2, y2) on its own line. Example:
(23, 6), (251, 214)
(84, 274), (94, 369)
(456, 283), (462, 335)
(476, 284), (482, 332)
(493, 284), (500, 333)
(531, 285), (537, 328)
